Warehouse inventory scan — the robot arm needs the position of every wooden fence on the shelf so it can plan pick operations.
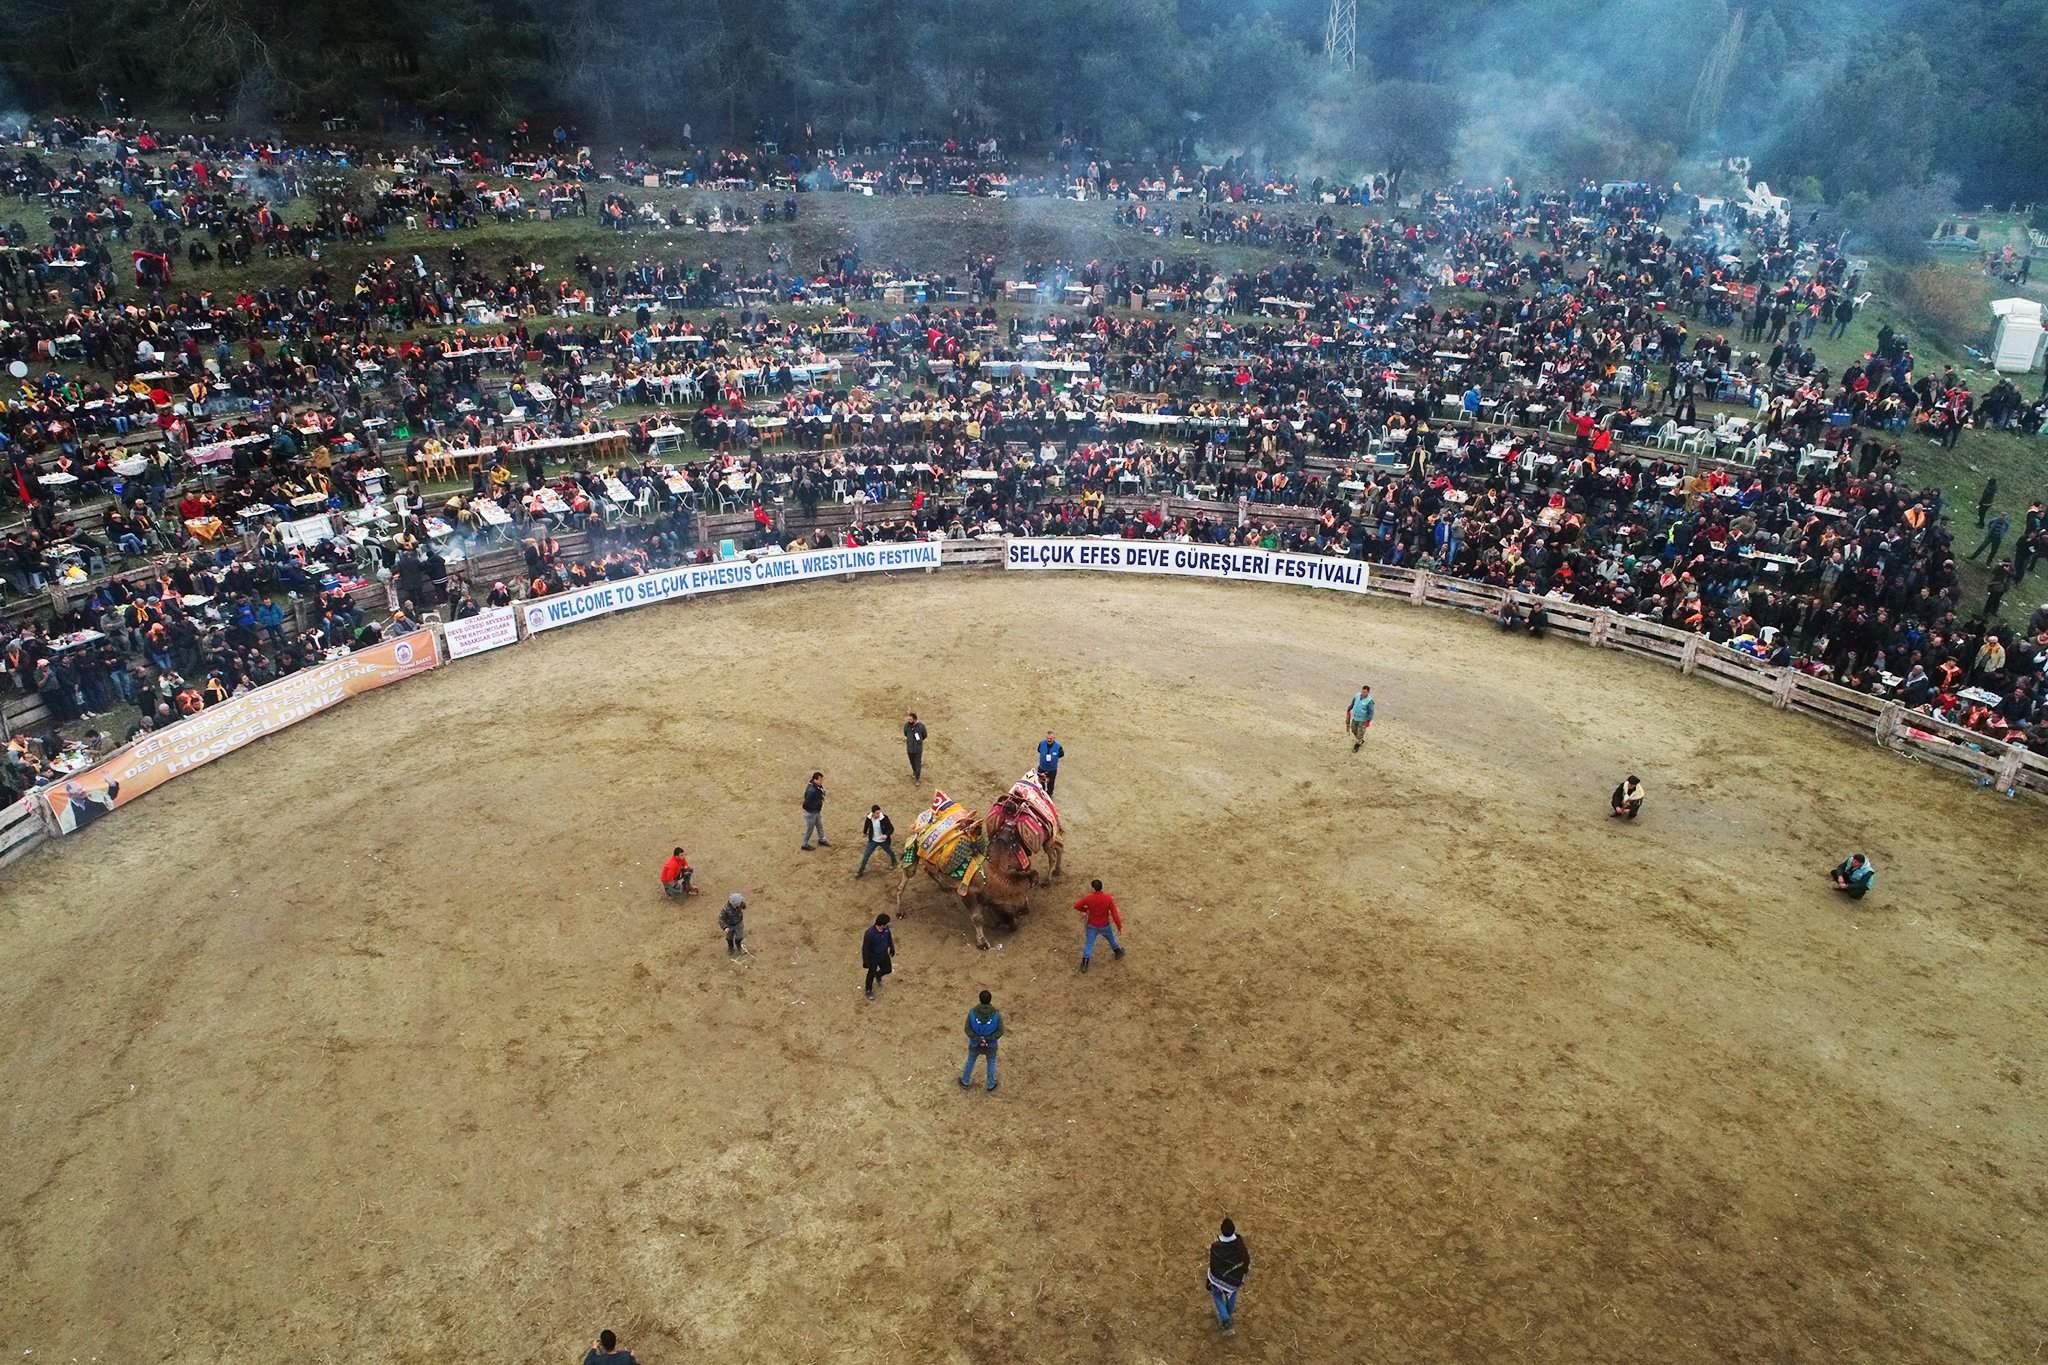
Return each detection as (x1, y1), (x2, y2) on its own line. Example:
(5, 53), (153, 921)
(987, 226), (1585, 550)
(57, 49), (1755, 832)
(934, 536), (2041, 798)
(1, 795), (48, 871)
(6, 532), (2038, 877)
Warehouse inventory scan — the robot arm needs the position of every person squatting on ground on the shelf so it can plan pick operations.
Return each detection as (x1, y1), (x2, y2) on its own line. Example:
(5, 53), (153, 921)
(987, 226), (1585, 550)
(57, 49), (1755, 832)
(1206, 1217), (1252, 1335)
(961, 989), (1002, 1091)
(1610, 776), (1645, 819)
(800, 770), (830, 850)
(1073, 878), (1125, 972)
(856, 803), (895, 877)
(903, 711), (927, 781)
(861, 912), (896, 1000)
(1347, 684), (1375, 752)
(1829, 853), (1875, 900)
(659, 845), (699, 896)
(720, 892), (748, 953)
(1035, 730), (1063, 796)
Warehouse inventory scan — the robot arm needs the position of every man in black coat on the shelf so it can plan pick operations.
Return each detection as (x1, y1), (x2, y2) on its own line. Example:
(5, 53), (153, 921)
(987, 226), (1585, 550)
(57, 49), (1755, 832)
(800, 771), (829, 850)
(1207, 1218), (1252, 1334)
(861, 913), (896, 1001)
(903, 711), (927, 780)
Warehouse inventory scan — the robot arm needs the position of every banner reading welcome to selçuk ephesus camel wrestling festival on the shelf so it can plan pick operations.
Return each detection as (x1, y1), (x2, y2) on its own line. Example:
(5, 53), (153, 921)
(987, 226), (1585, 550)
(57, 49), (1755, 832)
(1004, 538), (1371, 593)
(520, 541), (944, 635)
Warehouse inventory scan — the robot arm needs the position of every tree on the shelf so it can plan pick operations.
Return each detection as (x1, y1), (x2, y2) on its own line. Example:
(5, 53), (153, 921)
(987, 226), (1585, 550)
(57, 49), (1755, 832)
(1886, 262), (1989, 349)
(1780, 34), (1939, 197)
(1194, 15), (1314, 160)
(1855, 176), (1960, 262)
(1347, 80), (1464, 198)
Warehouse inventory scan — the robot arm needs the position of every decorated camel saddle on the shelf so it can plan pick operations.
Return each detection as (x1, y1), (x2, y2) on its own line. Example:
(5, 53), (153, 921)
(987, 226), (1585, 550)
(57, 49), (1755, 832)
(987, 772), (1060, 872)
(903, 791), (989, 887)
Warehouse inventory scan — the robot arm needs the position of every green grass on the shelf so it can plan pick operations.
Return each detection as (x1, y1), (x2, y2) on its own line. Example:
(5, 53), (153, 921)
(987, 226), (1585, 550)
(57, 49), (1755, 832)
(1797, 260), (2046, 623)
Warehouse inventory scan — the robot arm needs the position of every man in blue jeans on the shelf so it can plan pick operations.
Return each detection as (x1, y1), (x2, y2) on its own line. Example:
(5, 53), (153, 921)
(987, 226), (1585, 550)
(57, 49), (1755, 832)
(1206, 1218), (1252, 1334)
(960, 989), (1002, 1091)
(800, 771), (830, 850)
(855, 804), (895, 878)
(1073, 879), (1125, 973)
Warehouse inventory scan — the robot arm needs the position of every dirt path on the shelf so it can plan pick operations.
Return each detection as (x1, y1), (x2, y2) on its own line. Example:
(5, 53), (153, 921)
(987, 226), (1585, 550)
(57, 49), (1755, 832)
(3, 575), (2044, 1365)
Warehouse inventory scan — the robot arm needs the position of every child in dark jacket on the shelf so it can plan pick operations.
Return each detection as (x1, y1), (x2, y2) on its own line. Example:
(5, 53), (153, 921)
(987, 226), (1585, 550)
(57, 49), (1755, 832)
(719, 892), (747, 953)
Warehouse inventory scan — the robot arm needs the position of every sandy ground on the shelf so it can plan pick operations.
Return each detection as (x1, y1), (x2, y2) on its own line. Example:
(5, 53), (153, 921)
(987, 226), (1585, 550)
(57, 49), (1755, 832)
(3, 573), (2045, 1365)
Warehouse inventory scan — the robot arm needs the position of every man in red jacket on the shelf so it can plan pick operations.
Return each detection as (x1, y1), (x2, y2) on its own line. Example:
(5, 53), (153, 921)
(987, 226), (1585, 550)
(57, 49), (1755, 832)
(1073, 879), (1125, 973)
(659, 846), (699, 897)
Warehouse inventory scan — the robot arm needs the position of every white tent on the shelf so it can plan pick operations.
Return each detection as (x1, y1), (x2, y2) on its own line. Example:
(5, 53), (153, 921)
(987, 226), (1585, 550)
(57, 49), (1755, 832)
(1989, 298), (2047, 374)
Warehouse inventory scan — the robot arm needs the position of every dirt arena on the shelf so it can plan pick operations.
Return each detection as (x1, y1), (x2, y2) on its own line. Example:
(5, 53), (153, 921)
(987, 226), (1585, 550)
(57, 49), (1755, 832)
(4, 574), (2045, 1365)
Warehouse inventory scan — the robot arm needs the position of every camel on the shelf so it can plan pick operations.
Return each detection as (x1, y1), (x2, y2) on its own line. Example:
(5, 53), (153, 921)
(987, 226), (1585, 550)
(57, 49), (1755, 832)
(890, 775), (1065, 949)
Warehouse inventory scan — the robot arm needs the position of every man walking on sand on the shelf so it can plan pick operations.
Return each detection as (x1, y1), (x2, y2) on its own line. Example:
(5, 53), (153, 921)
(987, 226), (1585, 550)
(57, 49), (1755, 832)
(904, 712), (928, 781)
(861, 912), (896, 1000)
(1346, 684), (1375, 752)
(1206, 1218), (1252, 1334)
(800, 771), (831, 850)
(1073, 878), (1125, 972)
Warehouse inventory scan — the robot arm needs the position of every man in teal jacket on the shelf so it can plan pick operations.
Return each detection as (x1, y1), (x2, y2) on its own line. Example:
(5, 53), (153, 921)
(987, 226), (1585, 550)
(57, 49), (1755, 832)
(1829, 853), (1875, 900)
(1346, 685), (1375, 753)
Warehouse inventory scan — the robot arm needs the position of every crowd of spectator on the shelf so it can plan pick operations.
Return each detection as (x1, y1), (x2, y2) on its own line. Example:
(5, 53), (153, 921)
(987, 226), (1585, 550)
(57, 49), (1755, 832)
(4, 122), (2046, 803)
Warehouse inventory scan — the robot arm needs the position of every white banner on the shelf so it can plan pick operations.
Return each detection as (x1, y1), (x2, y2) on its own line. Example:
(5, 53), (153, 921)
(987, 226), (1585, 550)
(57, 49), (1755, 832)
(521, 541), (943, 635)
(1003, 538), (1369, 594)
(442, 606), (520, 660)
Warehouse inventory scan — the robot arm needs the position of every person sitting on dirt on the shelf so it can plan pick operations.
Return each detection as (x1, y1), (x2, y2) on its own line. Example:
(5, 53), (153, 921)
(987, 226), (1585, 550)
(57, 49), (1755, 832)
(660, 845), (699, 897)
(1496, 596), (1523, 632)
(1610, 775), (1645, 820)
(1828, 853), (1876, 900)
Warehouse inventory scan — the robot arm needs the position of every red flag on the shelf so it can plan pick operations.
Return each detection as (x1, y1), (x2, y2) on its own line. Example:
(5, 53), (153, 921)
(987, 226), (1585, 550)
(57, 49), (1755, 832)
(13, 462), (33, 506)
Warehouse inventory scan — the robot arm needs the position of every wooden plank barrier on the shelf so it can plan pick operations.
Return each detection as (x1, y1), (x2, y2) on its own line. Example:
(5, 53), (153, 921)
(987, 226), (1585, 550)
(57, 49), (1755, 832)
(0, 795), (50, 871)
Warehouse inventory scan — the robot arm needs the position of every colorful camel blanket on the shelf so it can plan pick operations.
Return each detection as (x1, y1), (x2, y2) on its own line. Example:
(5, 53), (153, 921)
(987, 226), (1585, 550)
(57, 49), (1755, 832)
(989, 773), (1060, 849)
(904, 792), (987, 886)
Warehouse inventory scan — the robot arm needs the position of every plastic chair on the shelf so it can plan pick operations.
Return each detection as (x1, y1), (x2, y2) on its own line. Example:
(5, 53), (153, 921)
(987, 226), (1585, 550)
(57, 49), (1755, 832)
(718, 538), (737, 560)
